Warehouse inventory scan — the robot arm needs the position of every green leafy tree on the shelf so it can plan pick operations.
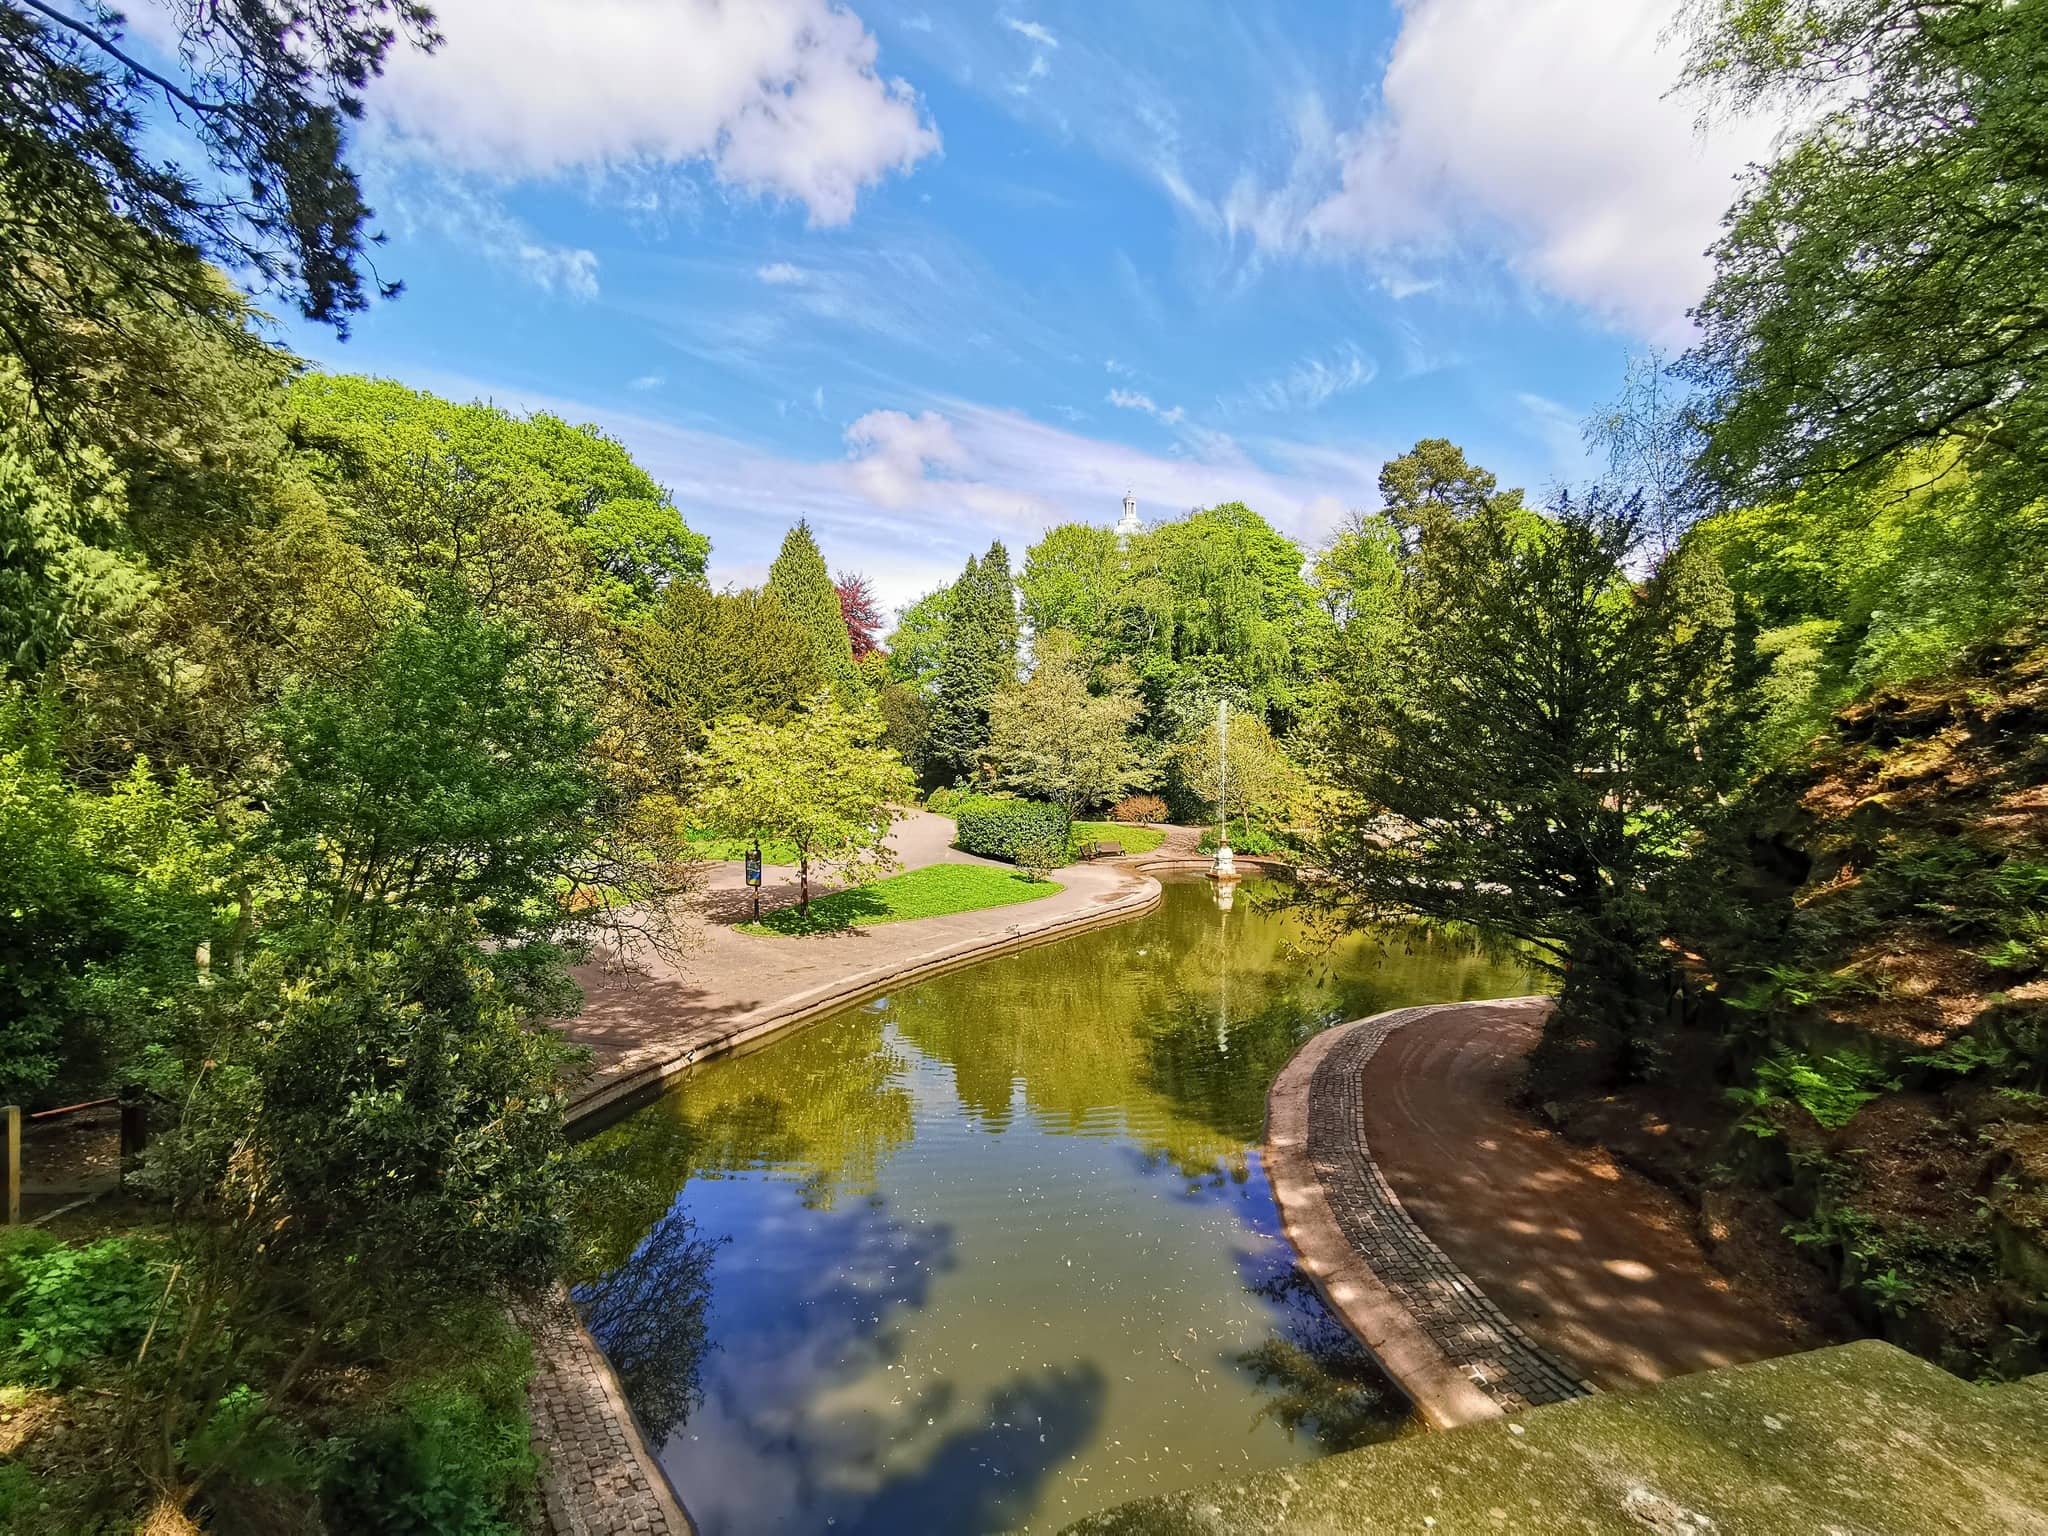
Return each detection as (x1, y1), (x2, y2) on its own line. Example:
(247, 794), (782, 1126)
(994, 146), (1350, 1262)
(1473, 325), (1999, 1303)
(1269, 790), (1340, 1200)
(292, 375), (707, 627)
(1018, 522), (1124, 647)
(1019, 505), (1323, 735)
(0, 698), (225, 1102)
(882, 583), (954, 686)
(766, 520), (857, 695)
(626, 583), (822, 753)
(144, 912), (577, 1512)
(263, 598), (685, 955)
(692, 693), (916, 910)
(1314, 494), (1739, 1080)
(1679, 0), (2048, 526)
(985, 631), (1148, 817)
(1375, 437), (1527, 557)
(1172, 707), (1300, 844)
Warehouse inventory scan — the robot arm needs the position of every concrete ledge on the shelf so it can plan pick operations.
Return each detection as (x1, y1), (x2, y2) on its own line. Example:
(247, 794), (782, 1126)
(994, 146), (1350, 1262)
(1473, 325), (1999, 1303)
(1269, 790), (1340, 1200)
(1060, 1339), (2048, 1534)
(563, 871), (1162, 1132)
(1266, 1011), (1501, 1429)
(1264, 998), (1576, 1428)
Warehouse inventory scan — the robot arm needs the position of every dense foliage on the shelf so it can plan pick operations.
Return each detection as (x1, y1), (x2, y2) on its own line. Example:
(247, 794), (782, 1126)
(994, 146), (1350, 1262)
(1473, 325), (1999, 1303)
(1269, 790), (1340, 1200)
(950, 794), (1072, 866)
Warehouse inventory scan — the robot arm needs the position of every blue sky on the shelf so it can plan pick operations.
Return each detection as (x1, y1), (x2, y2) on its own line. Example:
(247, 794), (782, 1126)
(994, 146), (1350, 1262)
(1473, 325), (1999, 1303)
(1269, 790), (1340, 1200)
(161, 0), (1777, 610)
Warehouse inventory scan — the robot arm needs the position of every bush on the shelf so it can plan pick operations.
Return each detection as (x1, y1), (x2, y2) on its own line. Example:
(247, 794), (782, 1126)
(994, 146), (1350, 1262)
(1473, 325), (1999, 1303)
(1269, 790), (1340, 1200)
(924, 785), (967, 816)
(952, 795), (1070, 864)
(1197, 824), (1293, 858)
(0, 1236), (163, 1386)
(1107, 793), (1167, 824)
(320, 1314), (538, 1536)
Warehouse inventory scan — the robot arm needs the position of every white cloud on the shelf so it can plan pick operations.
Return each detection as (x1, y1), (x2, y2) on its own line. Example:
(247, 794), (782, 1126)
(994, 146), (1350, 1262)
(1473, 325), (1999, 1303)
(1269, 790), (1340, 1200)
(1107, 388), (1185, 427)
(628, 374), (665, 391)
(1003, 17), (1058, 49)
(1236, 342), (1377, 413)
(364, 0), (940, 226)
(385, 174), (600, 298)
(1516, 391), (1595, 478)
(1300, 0), (1781, 338)
(756, 262), (807, 285)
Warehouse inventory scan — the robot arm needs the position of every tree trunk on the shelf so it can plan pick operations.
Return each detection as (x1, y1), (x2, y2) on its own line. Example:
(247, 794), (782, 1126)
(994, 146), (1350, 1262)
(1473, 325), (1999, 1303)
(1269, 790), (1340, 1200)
(800, 856), (810, 911)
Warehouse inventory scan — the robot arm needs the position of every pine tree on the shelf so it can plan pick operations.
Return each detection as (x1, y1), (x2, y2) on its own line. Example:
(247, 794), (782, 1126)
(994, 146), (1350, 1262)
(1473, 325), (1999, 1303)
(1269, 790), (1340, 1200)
(767, 521), (858, 695)
(925, 544), (1019, 786)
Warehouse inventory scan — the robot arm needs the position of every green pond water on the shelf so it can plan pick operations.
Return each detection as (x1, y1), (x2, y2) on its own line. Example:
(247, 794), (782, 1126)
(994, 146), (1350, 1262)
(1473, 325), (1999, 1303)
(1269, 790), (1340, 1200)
(570, 875), (1539, 1535)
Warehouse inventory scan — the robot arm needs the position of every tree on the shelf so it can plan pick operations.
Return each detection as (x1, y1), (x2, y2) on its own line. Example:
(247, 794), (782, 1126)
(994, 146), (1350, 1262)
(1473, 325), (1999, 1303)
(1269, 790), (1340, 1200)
(1375, 438), (1526, 556)
(1020, 505), (1325, 736)
(1313, 494), (1739, 1080)
(692, 693), (916, 910)
(767, 520), (857, 694)
(1, 0), (437, 436)
(1172, 707), (1299, 843)
(292, 375), (708, 625)
(985, 631), (1149, 818)
(925, 544), (1018, 785)
(882, 583), (954, 685)
(1678, 0), (2048, 524)
(627, 583), (822, 751)
(836, 571), (884, 659)
(1018, 522), (1124, 647)
(146, 911), (578, 1510)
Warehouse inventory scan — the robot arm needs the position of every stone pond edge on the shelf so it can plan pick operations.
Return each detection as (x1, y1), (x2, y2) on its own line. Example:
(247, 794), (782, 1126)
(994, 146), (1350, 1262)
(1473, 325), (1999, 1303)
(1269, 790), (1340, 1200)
(1263, 995), (1582, 1429)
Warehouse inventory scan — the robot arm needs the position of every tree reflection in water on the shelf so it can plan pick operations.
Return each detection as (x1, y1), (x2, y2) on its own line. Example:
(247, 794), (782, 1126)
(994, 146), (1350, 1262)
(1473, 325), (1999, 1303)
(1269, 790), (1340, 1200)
(569, 876), (1537, 1534)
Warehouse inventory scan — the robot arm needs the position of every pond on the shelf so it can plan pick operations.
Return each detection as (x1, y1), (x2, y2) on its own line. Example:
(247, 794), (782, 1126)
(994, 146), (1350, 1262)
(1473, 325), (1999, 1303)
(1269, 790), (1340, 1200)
(568, 874), (1539, 1535)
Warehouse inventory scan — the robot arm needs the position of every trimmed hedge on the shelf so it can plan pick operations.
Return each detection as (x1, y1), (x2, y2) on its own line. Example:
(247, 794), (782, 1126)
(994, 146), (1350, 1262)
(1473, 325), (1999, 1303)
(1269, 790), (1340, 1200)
(952, 794), (1071, 864)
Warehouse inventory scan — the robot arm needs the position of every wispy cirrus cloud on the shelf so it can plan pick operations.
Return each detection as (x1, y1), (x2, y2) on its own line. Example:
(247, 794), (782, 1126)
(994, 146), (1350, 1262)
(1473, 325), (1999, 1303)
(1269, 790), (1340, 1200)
(1232, 342), (1376, 414)
(1107, 388), (1185, 427)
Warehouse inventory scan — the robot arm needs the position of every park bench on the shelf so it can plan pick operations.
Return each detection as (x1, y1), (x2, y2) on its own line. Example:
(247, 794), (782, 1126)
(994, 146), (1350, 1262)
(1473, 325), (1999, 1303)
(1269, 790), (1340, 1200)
(1079, 839), (1125, 860)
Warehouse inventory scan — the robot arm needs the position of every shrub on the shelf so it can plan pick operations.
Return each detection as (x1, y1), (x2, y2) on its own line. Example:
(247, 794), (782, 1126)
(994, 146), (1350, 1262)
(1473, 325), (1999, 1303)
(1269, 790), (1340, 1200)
(1010, 826), (1070, 882)
(1107, 793), (1167, 825)
(952, 795), (1070, 864)
(0, 1236), (163, 1386)
(320, 1314), (538, 1536)
(924, 785), (967, 816)
(1197, 824), (1292, 858)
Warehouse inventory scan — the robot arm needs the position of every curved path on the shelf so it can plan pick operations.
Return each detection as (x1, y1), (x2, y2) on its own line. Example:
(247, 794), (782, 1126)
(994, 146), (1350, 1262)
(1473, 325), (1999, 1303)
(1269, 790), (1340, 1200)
(1267, 998), (1805, 1428)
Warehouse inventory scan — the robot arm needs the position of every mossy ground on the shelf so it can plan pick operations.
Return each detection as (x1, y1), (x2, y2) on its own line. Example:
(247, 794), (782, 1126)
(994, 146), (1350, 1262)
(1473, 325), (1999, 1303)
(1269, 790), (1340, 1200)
(1059, 1341), (2048, 1535)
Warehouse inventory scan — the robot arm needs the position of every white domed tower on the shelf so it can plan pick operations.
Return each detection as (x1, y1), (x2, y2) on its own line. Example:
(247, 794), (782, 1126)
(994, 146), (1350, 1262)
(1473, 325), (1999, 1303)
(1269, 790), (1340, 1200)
(1115, 491), (1142, 544)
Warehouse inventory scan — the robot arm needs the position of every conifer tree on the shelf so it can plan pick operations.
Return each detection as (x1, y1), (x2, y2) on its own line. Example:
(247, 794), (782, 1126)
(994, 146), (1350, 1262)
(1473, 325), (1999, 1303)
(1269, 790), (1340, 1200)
(926, 543), (1020, 786)
(766, 520), (858, 695)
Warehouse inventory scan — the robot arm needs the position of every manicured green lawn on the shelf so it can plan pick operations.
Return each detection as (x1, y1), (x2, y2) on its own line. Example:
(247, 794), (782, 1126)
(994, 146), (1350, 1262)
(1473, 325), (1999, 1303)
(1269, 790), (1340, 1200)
(685, 830), (802, 864)
(738, 862), (1062, 936)
(1069, 821), (1166, 856)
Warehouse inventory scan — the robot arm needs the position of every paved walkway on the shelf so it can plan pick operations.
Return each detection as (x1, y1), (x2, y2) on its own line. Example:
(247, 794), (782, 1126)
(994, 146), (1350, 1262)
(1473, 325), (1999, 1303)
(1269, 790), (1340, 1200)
(558, 809), (1159, 1121)
(1363, 999), (1806, 1393)
(1268, 998), (1807, 1427)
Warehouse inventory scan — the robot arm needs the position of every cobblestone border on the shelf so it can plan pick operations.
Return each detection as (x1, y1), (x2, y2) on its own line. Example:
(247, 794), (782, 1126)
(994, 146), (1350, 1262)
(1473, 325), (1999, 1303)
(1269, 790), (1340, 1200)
(521, 1288), (694, 1536)
(1308, 1004), (1594, 1412)
(1264, 998), (1594, 1428)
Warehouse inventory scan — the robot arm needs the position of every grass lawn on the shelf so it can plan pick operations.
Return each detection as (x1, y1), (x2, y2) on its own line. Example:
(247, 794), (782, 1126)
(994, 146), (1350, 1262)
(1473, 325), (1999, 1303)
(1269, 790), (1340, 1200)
(685, 830), (803, 864)
(1069, 821), (1166, 856)
(738, 861), (1062, 936)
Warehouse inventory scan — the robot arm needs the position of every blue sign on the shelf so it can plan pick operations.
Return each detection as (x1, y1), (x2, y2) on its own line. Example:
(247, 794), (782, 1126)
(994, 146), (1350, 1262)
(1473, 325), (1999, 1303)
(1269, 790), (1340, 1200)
(745, 849), (763, 887)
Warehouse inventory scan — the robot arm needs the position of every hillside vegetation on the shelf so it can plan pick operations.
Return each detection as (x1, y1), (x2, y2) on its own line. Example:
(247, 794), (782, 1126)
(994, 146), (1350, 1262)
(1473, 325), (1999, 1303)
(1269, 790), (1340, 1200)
(1540, 637), (2048, 1377)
